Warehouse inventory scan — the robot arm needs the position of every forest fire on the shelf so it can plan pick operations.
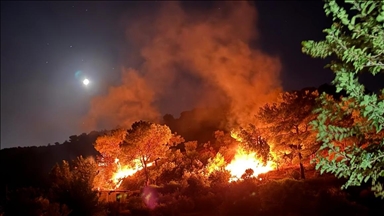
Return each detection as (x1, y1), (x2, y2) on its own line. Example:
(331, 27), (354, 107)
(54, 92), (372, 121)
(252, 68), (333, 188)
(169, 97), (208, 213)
(95, 126), (276, 190)
(111, 158), (138, 188)
(225, 130), (275, 181)
(109, 158), (152, 189)
(96, 158), (152, 189)
(225, 146), (274, 181)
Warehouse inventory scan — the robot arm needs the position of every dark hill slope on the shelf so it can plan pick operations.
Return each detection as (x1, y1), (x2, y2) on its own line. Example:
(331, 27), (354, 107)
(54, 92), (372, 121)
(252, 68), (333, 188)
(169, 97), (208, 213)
(0, 131), (102, 191)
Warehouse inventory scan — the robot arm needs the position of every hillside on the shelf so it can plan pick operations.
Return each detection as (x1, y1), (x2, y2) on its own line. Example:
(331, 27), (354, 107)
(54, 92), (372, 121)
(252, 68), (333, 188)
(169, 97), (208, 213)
(0, 84), (343, 192)
(0, 131), (101, 193)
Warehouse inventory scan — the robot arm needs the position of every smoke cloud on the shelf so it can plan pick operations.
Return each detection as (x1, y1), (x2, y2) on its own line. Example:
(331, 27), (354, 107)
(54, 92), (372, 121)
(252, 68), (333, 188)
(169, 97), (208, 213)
(83, 1), (282, 131)
(83, 68), (160, 130)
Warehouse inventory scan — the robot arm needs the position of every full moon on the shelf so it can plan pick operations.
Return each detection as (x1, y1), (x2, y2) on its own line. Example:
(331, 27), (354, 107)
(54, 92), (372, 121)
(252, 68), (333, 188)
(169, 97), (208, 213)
(83, 78), (90, 86)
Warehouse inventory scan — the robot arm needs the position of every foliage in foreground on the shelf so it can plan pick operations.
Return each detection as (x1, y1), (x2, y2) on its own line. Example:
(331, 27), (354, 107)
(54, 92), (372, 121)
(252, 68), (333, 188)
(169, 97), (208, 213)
(49, 156), (106, 216)
(4, 170), (384, 216)
(302, 0), (384, 198)
(3, 187), (71, 216)
(3, 156), (106, 216)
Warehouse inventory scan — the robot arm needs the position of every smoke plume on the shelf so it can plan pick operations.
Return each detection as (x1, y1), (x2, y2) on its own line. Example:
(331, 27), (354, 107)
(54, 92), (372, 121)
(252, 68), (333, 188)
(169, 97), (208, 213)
(83, 1), (282, 131)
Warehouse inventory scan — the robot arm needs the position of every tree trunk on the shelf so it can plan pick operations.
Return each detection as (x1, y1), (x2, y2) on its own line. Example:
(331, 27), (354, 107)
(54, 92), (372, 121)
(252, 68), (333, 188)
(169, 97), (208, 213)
(143, 157), (149, 186)
(299, 161), (305, 179)
(294, 144), (305, 179)
(298, 150), (305, 179)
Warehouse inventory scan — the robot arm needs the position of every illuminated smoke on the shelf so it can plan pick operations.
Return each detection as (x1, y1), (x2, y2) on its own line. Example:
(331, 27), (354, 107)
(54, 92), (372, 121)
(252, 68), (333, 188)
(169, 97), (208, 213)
(84, 1), (281, 130)
(82, 68), (160, 130)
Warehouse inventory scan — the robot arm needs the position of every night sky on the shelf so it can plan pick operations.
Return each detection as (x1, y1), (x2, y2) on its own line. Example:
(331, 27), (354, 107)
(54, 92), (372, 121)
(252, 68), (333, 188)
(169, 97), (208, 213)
(1, 1), (381, 149)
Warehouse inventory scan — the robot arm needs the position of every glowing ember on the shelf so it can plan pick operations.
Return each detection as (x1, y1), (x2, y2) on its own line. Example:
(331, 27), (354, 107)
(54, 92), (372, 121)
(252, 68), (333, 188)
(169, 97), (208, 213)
(225, 146), (274, 182)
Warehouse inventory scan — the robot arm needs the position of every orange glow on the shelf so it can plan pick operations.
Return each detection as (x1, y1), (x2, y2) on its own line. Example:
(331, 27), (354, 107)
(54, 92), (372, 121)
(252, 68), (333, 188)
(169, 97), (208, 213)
(225, 146), (274, 182)
(206, 152), (226, 175)
(112, 158), (154, 189)
(230, 130), (243, 143)
(98, 158), (153, 190)
(224, 129), (274, 181)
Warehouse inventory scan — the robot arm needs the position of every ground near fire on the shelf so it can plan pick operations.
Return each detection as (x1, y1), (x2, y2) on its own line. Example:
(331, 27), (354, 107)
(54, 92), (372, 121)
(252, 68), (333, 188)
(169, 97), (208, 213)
(1, 0), (384, 216)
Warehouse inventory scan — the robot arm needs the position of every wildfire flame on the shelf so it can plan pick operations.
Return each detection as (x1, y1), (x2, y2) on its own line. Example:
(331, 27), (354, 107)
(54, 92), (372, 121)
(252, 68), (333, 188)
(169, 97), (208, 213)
(96, 129), (274, 189)
(224, 129), (274, 181)
(110, 158), (153, 189)
(112, 158), (137, 188)
(230, 130), (243, 143)
(206, 152), (226, 175)
(225, 146), (274, 181)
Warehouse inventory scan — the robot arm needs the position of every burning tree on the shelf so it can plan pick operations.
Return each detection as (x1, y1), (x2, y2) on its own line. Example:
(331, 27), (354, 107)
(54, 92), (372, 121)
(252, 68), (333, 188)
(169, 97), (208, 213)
(93, 122), (185, 190)
(257, 89), (320, 179)
(94, 128), (127, 162)
(231, 125), (271, 165)
(93, 128), (127, 190)
(120, 121), (173, 186)
(211, 128), (275, 181)
(206, 152), (226, 175)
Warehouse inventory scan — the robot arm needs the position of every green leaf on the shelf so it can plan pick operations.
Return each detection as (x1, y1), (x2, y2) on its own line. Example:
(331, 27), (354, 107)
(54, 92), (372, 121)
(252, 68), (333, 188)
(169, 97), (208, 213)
(377, 14), (384, 22)
(302, 0), (384, 199)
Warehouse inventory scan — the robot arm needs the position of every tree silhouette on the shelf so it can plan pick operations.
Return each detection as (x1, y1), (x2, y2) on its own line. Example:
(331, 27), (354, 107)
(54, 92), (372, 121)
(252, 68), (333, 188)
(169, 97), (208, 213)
(49, 156), (105, 216)
(233, 125), (271, 165)
(257, 89), (320, 179)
